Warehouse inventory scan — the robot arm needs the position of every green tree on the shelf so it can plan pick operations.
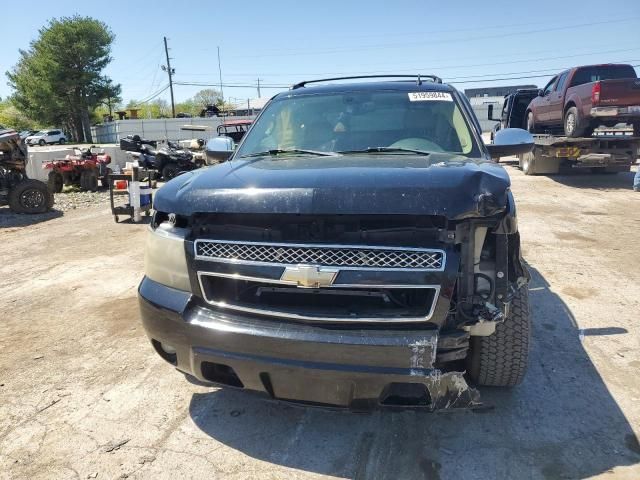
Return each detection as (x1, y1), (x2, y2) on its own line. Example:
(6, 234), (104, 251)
(192, 89), (223, 108)
(7, 16), (120, 142)
(0, 98), (40, 131)
(126, 98), (170, 119)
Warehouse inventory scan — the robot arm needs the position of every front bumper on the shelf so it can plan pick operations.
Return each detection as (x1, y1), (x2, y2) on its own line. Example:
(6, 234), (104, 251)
(138, 276), (480, 410)
(590, 106), (640, 118)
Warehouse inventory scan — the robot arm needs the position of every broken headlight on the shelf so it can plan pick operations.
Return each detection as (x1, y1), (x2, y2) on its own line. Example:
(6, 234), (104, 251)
(144, 221), (191, 292)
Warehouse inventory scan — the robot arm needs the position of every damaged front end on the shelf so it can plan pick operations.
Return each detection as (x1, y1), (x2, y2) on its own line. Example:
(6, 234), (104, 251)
(141, 159), (529, 411)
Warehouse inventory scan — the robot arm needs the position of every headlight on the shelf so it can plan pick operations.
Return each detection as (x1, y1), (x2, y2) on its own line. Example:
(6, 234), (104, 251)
(144, 222), (191, 291)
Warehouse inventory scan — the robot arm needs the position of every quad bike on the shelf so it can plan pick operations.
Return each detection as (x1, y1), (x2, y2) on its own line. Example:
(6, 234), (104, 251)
(43, 146), (112, 193)
(120, 135), (198, 180)
(0, 128), (53, 214)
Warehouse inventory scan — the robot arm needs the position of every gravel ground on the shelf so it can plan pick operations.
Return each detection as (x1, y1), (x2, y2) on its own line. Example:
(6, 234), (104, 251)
(0, 187), (130, 228)
(0, 161), (639, 479)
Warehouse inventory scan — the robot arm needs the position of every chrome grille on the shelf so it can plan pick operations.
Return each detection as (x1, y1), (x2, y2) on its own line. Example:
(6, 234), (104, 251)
(195, 240), (444, 270)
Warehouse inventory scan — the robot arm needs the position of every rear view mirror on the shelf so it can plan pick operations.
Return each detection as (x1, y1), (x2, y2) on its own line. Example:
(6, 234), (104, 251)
(486, 128), (534, 159)
(206, 136), (234, 163)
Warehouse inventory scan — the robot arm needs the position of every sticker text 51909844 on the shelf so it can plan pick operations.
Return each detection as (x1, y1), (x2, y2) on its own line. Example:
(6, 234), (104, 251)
(408, 92), (453, 102)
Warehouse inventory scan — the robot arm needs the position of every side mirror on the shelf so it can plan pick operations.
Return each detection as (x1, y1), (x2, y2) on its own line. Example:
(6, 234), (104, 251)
(486, 128), (534, 159)
(537, 89), (544, 97)
(205, 136), (234, 164)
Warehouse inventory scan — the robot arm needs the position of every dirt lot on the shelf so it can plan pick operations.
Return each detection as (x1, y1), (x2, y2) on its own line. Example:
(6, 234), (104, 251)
(1, 162), (639, 480)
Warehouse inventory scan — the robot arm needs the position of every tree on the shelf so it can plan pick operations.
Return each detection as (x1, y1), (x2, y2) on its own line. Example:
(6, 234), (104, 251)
(192, 89), (223, 108)
(7, 16), (120, 142)
(126, 98), (170, 119)
(0, 98), (39, 131)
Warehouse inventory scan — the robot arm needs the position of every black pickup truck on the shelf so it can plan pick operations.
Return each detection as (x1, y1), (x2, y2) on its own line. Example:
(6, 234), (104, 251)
(139, 76), (534, 410)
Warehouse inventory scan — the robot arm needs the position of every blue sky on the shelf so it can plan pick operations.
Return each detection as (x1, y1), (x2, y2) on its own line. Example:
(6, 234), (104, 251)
(1, 0), (639, 106)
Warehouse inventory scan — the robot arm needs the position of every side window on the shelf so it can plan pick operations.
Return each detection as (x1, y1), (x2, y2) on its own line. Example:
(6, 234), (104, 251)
(554, 72), (568, 92)
(569, 68), (591, 87)
(543, 76), (557, 96)
(51, 130), (60, 135)
(501, 98), (509, 117)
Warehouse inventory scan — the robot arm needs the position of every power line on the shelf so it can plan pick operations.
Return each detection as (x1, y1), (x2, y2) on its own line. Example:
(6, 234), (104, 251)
(450, 64), (640, 84)
(184, 47), (640, 79)
(131, 84), (170, 105)
(225, 17), (640, 59)
(174, 81), (288, 89)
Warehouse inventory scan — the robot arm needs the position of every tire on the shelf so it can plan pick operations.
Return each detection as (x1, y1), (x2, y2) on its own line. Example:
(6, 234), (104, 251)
(162, 163), (180, 180)
(467, 287), (530, 387)
(59, 138), (66, 145)
(47, 171), (64, 193)
(7, 179), (54, 214)
(38, 139), (46, 146)
(564, 106), (589, 137)
(520, 151), (537, 175)
(80, 170), (98, 192)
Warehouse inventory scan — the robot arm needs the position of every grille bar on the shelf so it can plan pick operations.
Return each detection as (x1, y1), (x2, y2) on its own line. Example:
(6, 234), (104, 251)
(194, 240), (445, 271)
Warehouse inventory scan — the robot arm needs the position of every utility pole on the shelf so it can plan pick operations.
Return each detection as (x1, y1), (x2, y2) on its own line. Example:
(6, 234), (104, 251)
(163, 36), (176, 118)
(256, 78), (262, 98)
(217, 46), (224, 112)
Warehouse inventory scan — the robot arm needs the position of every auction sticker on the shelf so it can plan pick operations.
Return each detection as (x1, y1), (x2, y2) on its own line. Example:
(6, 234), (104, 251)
(408, 92), (453, 102)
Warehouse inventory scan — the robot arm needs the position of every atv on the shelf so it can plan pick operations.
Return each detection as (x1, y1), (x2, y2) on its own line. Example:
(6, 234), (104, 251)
(0, 127), (53, 214)
(43, 146), (112, 193)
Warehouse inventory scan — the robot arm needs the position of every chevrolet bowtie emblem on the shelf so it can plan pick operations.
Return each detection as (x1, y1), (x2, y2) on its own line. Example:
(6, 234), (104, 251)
(280, 265), (339, 288)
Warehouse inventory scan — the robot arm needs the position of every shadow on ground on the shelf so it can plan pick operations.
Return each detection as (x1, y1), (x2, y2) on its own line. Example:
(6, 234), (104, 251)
(0, 207), (63, 228)
(189, 266), (639, 479)
(547, 170), (636, 191)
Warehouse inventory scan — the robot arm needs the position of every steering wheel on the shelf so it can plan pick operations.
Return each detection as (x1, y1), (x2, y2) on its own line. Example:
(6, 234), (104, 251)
(388, 138), (444, 152)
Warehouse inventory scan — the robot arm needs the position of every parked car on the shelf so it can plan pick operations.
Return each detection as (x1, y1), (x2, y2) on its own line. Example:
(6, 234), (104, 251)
(139, 75), (535, 411)
(19, 129), (39, 140)
(26, 129), (67, 146)
(525, 64), (640, 137)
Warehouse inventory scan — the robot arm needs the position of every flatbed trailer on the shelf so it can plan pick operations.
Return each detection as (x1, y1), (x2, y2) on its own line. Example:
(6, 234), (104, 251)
(516, 131), (640, 175)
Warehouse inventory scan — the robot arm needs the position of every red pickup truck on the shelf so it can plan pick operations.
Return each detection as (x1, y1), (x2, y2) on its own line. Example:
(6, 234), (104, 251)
(525, 64), (640, 137)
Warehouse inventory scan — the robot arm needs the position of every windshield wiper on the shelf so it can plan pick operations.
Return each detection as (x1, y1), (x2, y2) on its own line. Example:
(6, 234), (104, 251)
(337, 147), (431, 156)
(239, 149), (337, 158)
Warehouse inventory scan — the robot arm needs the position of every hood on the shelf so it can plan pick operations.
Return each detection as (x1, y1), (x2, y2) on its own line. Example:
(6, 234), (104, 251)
(153, 153), (511, 220)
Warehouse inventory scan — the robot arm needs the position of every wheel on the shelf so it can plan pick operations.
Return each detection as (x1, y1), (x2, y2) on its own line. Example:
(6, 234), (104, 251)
(114, 215), (119, 223)
(59, 138), (66, 145)
(564, 106), (590, 137)
(520, 151), (537, 175)
(162, 163), (180, 180)
(38, 139), (46, 146)
(7, 179), (54, 214)
(525, 111), (538, 134)
(47, 171), (64, 193)
(467, 287), (530, 387)
(80, 170), (98, 192)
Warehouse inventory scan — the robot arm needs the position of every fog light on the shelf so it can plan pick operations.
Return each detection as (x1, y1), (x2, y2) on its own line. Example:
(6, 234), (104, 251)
(151, 339), (177, 365)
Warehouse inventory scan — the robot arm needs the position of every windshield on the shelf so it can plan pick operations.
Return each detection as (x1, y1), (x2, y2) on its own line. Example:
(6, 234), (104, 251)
(236, 89), (477, 158)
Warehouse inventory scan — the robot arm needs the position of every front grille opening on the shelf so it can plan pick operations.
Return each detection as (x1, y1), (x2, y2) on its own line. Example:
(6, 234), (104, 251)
(201, 362), (244, 388)
(196, 241), (444, 270)
(200, 276), (437, 321)
(379, 383), (432, 407)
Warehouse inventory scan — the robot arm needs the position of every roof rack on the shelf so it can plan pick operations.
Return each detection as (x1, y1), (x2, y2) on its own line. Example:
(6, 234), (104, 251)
(291, 74), (443, 89)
